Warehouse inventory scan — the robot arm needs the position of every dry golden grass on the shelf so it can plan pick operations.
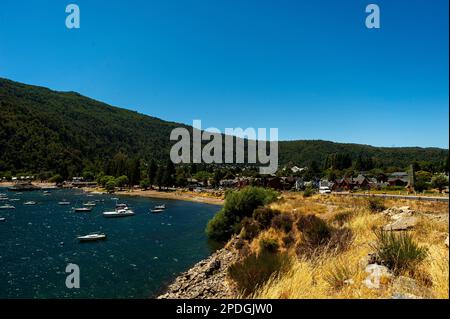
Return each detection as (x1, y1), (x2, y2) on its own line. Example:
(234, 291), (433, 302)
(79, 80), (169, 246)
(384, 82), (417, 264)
(241, 193), (449, 299)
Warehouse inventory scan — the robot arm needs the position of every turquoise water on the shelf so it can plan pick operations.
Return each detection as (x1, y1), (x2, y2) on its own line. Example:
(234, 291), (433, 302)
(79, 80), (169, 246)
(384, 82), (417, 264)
(0, 187), (220, 298)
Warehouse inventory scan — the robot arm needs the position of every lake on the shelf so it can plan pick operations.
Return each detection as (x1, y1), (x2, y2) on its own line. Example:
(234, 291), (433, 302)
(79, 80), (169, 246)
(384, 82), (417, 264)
(0, 187), (220, 298)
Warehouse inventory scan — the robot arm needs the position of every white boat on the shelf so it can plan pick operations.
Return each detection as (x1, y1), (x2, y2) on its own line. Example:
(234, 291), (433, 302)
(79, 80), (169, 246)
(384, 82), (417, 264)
(154, 204), (166, 209)
(58, 201), (71, 205)
(115, 203), (128, 209)
(9, 198), (20, 201)
(83, 201), (96, 207)
(74, 207), (92, 212)
(0, 197), (8, 201)
(103, 209), (135, 218)
(0, 204), (15, 210)
(0, 217), (6, 222)
(24, 201), (37, 205)
(77, 232), (107, 242)
(150, 208), (164, 213)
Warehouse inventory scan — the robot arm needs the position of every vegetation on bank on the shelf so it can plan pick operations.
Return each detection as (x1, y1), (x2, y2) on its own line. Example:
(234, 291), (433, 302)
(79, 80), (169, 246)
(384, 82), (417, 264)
(215, 189), (448, 299)
(205, 187), (279, 241)
(1, 78), (448, 185)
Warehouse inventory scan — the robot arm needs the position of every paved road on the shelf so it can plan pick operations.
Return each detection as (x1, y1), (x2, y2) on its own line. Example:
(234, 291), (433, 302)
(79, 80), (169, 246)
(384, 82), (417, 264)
(331, 192), (449, 202)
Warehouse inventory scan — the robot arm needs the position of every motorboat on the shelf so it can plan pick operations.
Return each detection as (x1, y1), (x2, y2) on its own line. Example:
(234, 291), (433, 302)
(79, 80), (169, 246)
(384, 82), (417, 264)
(115, 203), (128, 209)
(73, 207), (93, 212)
(103, 208), (135, 218)
(24, 201), (37, 205)
(0, 217), (6, 222)
(0, 204), (15, 210)
(77, 232), (107, 242)
(154, 204), (166, 209)
(150, 208), (164, 213)
(58, 201), (71, 205)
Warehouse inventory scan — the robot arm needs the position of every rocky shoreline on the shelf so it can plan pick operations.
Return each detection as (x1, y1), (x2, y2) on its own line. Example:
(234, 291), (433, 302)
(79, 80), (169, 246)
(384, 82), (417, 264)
(157, 238), (240, 299)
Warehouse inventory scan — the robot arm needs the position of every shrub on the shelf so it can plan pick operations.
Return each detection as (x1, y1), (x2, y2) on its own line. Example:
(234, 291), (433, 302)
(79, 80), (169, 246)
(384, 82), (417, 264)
(367, 197), (386, 213)
(259, 238), (280, 253)
(105, 179), (116, 193)
(49, 174), (63, 184)
(303, 186), (315, 198)
(206, 187), (279, 241)
(332, 211), (352, 226)
(240, 217), (261, 240)
(205, 210), (233, 242)
(139, 178), (150, 190)
(324, 262), (354, 291)
(296, 215), (331, 247)
(271, 213), (294, 233)
(282, 232), (296, 248)
(372, 230), (428, 274)
(228, 252), (291, 296)
(328, 227), (353, 253)
(253, 207), (280, 229)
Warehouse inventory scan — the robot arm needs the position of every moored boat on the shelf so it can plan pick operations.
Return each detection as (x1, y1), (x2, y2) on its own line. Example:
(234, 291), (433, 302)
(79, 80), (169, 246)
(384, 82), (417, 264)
(103, 208), (135, 218)
(150, 208), (164, 213)
(24, 201), (37, 205)
(73, 207), (93, 212)
(58, 201), (71, 205)
(77, 232), (107, 242)
(0, 204), (15, 210)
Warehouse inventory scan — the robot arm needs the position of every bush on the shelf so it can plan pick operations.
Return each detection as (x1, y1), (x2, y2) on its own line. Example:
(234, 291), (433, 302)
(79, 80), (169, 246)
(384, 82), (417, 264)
(271, 213), (294, 233)
(253, 207), (280, 229)
(372, 230), (428, 274)
(303, 186), (315, 198)
(259, 238), (279, 253)
(105, 179), (116, 193)
(296, 215), (331, 247)
(324, 262), (354, 291)
(49, 174), (63, 184)
(228, 252), (291, 296)
(367, 197), (386, 213)
(240, 217), (261, 240)
(332, 211), (352, 226)
(206, 187), (279, 241)
(328, 227), (353, 253)
(140, 178), (151, 190)
(282, 232), (296, 248)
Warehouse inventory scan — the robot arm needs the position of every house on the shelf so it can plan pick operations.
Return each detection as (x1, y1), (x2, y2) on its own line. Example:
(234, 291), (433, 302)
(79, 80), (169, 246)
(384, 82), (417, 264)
(387, 172), (409, 187)
(352, 174), (370, 190)
(332, 175), (370, 191)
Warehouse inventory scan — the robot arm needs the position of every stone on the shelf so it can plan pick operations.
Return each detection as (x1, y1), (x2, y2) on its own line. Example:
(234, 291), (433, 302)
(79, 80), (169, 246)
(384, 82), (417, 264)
(363, 264), (392, 289)
(392, 276), (432, 298)
(384, 216), (418, 231)
(157, 236), (240, 299)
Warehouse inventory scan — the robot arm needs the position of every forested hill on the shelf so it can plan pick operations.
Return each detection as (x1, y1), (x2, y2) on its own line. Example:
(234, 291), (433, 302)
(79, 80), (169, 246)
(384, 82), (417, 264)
(0, 77), (448, 176)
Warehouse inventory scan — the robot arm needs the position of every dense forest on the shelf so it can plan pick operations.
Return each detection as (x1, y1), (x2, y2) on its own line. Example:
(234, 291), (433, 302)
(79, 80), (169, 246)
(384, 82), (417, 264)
(0, 78), (448, 180)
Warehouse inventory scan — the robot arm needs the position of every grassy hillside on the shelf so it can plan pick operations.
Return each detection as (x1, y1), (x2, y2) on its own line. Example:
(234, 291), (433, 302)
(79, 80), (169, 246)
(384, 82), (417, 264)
(0, 77), (447, 176)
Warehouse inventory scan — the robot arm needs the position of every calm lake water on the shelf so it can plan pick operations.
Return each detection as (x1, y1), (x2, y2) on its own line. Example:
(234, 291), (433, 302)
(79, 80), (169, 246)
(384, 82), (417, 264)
(0, 187), (220, 298)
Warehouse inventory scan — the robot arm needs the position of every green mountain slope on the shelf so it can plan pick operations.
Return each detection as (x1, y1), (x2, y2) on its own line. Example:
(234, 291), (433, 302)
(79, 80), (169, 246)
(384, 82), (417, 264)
(0, 78), (447, 175)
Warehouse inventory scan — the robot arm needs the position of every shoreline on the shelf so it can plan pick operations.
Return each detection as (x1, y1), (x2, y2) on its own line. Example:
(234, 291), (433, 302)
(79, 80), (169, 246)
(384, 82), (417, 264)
(88, 188), (225, 206)
(0, 182), (224, 206)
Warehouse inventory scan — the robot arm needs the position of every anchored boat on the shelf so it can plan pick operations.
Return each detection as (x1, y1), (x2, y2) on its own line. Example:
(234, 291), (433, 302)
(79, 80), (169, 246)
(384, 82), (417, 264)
(77, 232), (107, 242)
(73, 207), (93, 212)
(0, 204), (15, 210)
(103, 208), (135, 218)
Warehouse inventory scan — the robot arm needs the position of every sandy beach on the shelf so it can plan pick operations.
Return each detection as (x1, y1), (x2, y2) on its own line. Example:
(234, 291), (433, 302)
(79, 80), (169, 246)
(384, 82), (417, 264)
(112, 189), (224, 206)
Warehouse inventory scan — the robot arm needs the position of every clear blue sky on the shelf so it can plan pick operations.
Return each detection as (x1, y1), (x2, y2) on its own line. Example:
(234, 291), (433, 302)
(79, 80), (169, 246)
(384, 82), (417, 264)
(0, 0), (448, 148)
